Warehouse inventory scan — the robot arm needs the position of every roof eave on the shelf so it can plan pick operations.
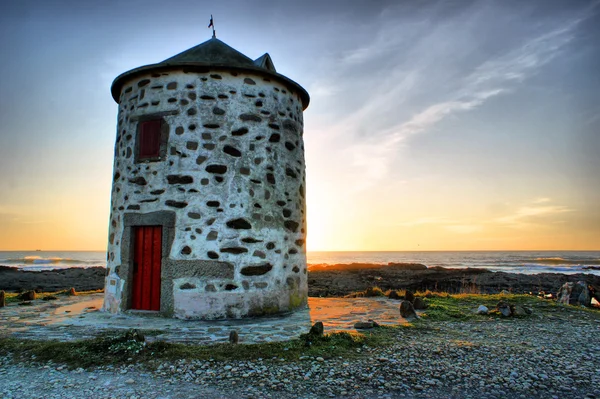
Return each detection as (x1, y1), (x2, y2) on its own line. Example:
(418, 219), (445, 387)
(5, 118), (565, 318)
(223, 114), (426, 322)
(111, 62), (310, 110)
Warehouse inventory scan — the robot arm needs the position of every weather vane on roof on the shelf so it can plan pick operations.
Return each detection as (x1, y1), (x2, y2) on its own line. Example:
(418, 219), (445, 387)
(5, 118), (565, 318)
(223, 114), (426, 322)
(208, 15), (216, 38)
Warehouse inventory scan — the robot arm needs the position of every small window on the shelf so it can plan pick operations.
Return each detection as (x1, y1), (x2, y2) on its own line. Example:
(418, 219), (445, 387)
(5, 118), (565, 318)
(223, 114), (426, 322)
(138, 119), (162, 160)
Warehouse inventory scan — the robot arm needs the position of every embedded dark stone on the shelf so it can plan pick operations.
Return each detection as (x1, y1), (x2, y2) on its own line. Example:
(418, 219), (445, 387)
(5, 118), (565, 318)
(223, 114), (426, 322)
(292, 265), (300, 273)
(202, 133), (212, 140)
(189, 124), (196, 131)
(203, 123), (220, 129)
(126, 205), (140, 210)
(252, 250), (266, 259)
(206, 218), (216, 225)
(175, 126), (184, 135)
(254, 282), (268, 289)
(266, 173), (276, 184)
(207, 251), (219, 259)
(205, 284), (217, 292)
(284, 220), (299, 232)
(226, 218), (252, 229)
(240, 167), (250, 175)
(286, 168), (297, 178)
(188, 212), (201, 219)
(285, 141), (296, 151)
(232, 127), (249, 136)
(295, 239), (305, 246)
(181, 246), (192, 255)
(186, 141), (198, 150)
(165, 200), (188, 208)
(140, 198), (158, 203)
(210, 74), (222, 79)
(240, 263), (273, 276)
(201, 178), (209, 185)
(168, 98), (177, 103)
(113, 172), (121, 182)
(195, 228), (202, 234)
(196, 156), (207, 165)
(207, 231), (218, 240)
(241, 237), (262, 243)
(128, 177), (147, 186)
(268, 123), (280, 130)
(218, 94), (228, 99)
(223, 145), (242, 157)
(266, 242), (275, 250)
(206, 165), (227, 174)
(187, 108), (197, 116)
(220, 247), (248, 254)
(167, 82), (177, 90)
(180, 283), (196, 290)
(239, 113), (262, 122)
(289, 248), (298, 254)
(224, 284), (238, 291)
(213, 107), (225, 115)
(138, 79), (150, 87)
(255, 100), (263, 107)
(188, 92), (197, 100)
(207, 201), (220, 207)
(244, 93), (256, 98)
(126, 147), (132, 158)
(167, 175), (193, 184)
(214, 176), (224, 183)
(201, 95), (216, 100)
(276, 200), (286, 206)
(180, 99), (189, 106)
(203, 143), (216, 150)
(244, 77), (256, 85)
(269, 133), (280, 143)
(283, 209), (292, 218)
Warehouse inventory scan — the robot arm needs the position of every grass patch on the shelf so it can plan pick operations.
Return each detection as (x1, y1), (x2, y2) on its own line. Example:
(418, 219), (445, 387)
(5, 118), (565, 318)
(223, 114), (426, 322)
(415, 293), (553, 321)
(0, 327), (399, 369)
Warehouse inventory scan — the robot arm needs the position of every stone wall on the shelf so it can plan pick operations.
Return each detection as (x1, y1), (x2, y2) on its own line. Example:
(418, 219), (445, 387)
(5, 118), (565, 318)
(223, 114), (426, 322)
(103, 68), (307, 319)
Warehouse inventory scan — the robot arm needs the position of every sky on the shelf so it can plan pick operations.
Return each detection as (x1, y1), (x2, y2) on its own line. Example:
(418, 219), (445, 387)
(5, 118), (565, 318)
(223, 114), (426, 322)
(0, 0), (599, 251)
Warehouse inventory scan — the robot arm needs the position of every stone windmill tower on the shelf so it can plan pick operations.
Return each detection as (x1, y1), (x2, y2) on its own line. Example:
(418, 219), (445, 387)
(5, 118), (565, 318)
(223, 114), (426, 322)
(103, 34), (309, 319)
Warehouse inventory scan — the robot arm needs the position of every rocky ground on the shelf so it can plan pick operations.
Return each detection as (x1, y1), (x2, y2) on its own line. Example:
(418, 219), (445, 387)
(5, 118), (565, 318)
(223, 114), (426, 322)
(1, 302), (599, 399)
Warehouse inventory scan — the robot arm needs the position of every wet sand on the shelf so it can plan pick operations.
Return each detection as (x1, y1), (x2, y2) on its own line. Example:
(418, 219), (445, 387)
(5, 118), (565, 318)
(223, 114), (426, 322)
(1, 263), (599, 296)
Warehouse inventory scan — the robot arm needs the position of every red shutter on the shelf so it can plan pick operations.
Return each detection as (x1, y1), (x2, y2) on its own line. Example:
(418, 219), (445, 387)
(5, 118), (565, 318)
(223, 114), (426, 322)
(139, 120), (162, 159)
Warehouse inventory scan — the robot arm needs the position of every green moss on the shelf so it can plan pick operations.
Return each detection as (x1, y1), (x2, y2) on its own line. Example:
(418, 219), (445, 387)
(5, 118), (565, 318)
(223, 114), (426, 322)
(289, 290), (306, 309)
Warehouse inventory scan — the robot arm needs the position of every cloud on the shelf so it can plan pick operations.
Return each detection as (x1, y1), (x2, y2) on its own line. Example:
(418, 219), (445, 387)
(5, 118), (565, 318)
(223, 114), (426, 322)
(494, 199), (572, 228)
(308, 4), (592, 191)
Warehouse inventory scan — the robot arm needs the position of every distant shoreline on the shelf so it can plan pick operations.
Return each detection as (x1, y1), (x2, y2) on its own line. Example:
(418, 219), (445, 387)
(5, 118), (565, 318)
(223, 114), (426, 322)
(1, 263), (599, 296)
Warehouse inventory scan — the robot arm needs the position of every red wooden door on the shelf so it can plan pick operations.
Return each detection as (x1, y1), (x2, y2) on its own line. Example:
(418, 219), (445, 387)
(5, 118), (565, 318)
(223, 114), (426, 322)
(131, 226), (162, 311)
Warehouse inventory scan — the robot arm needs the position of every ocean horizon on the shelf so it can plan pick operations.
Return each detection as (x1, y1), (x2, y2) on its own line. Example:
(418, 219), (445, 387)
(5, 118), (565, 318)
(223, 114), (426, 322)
(1, 250), (599, 276)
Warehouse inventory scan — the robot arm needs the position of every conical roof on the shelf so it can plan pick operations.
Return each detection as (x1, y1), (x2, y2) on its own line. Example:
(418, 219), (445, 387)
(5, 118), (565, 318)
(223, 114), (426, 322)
(111, 37), (309, 109)
(162, 38), (257, 67)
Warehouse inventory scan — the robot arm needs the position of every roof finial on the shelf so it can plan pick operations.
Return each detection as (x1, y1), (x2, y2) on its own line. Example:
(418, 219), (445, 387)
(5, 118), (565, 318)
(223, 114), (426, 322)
(208, 15), (216, 38)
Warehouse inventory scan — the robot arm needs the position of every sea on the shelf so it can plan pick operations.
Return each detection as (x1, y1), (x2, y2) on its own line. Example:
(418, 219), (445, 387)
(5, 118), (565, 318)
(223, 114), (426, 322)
(1, 250), (599, 276)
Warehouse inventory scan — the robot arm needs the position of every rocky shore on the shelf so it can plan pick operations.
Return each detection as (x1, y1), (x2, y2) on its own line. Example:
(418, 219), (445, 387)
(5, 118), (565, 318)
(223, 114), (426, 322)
(2, 263), (600, 297)
(308, 263), (600, 297)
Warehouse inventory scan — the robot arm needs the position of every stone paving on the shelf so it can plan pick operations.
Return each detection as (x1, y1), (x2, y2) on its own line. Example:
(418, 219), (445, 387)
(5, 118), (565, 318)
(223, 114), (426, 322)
(0, 294), (408, 344)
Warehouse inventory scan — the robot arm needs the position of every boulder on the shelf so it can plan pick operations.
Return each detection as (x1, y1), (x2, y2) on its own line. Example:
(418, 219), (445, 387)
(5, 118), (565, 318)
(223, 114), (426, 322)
(497, 301), (512, 317)
(0, 290), (5, 307)
(368, 319), (380, 327)
(399, 300), (418, 319)
(229, 330), (239, 344)
(556, 281), (592, 307)
(413, 297), (427, 310)
(354, 321), (375, 329)
(512, 305), (532, 316)
(68, 287), (78, 296)
(309, 321), (324, 336)
(388, 290), (401, 300)
(18, 290), (36, 301)
(405, 290), (415, 303)
(475, 305), (489, 315)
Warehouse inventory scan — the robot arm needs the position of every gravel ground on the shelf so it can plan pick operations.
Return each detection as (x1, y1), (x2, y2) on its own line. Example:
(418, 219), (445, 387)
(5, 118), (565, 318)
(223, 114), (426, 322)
(1, 307), (599, 399)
